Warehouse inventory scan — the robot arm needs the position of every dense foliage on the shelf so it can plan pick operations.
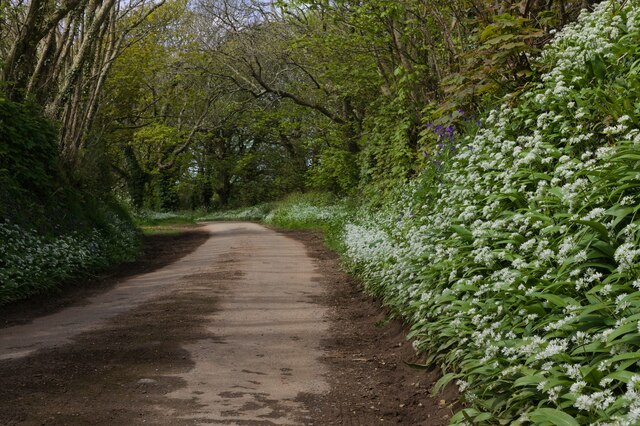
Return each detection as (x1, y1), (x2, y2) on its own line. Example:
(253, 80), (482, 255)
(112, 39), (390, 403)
(0, 98), (138, 306)
(1, 0), (164, 302)
(3, 0), (597, 211)
(0, 213), (138, 305)
(212, 2), (640, 423)
(0, 97), (58, 225)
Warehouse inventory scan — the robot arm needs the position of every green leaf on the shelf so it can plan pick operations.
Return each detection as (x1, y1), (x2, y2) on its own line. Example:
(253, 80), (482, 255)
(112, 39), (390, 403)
(589, 240), (615, 259)
(606, 321), (638, 345)
(589, 54), (608, 80)
(549, 187), (564, 199)
(602, 352), (640, 365)
(605, 370), (639, 384)
(474, 412), (493, 422)
(531, 292), (571, 307)
(514, 374), (546, 387)
(575, 220), (610, 243)
(432, 372), (459, 395)
(529, 408), (580, 426)
(404, 362), (430, 370)
(451, 224), (473, 242)
(572, 341), (608, 355)
(611, 205), (639, 230)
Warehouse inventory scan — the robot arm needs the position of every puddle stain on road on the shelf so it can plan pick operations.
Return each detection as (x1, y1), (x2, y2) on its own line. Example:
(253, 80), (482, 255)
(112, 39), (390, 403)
(165, 223), (329, 425)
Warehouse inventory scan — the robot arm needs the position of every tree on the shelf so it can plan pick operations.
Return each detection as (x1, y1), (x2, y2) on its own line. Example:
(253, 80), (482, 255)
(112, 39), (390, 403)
(1, 0), (168, 170)
(94, 0), (596, 208)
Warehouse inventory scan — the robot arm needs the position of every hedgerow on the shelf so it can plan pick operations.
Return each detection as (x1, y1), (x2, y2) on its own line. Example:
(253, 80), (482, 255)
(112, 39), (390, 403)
(0, 98), (140, 306)
(222, 2), (640, 423)
(390, 3), (640, 423)
(0, 210), (138, 306)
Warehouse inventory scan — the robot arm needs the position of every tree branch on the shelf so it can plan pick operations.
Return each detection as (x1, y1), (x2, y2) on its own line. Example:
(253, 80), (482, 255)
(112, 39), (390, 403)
(249, 56), (345, 125)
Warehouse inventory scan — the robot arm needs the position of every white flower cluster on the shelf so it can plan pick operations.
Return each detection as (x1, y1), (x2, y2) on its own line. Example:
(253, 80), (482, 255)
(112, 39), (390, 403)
(0, 216), (138, 305)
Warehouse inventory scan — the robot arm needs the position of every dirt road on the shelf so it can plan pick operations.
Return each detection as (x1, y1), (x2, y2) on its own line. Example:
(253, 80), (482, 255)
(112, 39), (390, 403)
(0, 222), (456, 425)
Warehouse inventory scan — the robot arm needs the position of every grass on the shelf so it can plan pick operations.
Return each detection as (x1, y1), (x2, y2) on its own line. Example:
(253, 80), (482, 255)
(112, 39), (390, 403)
(132, 210), (204, 227)
(139, 225), (195, 236)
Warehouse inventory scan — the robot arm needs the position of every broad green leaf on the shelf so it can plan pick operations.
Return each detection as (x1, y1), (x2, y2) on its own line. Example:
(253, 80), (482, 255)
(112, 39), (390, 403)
(575, 220), (610, 243)
(432, 372), (460, 395)
(531, 292), (570, 307)
(601, 352), (640, 365)
(606, 321), (638, 345)
(605, 370), (639, 384)
(451, 224), (473, 242)
(514, 374), (546, 387)
(529, 408), (580, 426)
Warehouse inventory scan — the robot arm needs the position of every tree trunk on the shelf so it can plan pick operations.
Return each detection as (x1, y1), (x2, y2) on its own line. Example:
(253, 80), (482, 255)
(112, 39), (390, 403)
(124, 144), (148, 208)
(2, 0), (48, 98)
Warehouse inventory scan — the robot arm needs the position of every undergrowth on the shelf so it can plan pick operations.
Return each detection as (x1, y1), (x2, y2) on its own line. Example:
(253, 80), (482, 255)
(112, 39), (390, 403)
(132, 209), (204, 226)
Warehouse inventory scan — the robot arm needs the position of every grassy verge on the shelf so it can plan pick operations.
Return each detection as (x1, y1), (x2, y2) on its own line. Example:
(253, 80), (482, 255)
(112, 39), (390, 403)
(198, 203), (274, 222)
(132, 209), (205, 227)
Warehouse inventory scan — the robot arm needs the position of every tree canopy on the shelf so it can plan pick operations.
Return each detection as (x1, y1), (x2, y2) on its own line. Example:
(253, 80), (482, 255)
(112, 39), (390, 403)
(1, 0), (598, 209)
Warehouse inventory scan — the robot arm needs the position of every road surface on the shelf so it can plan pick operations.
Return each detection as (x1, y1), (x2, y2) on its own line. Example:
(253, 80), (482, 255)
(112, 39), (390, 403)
(0, 222), (328, 425)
